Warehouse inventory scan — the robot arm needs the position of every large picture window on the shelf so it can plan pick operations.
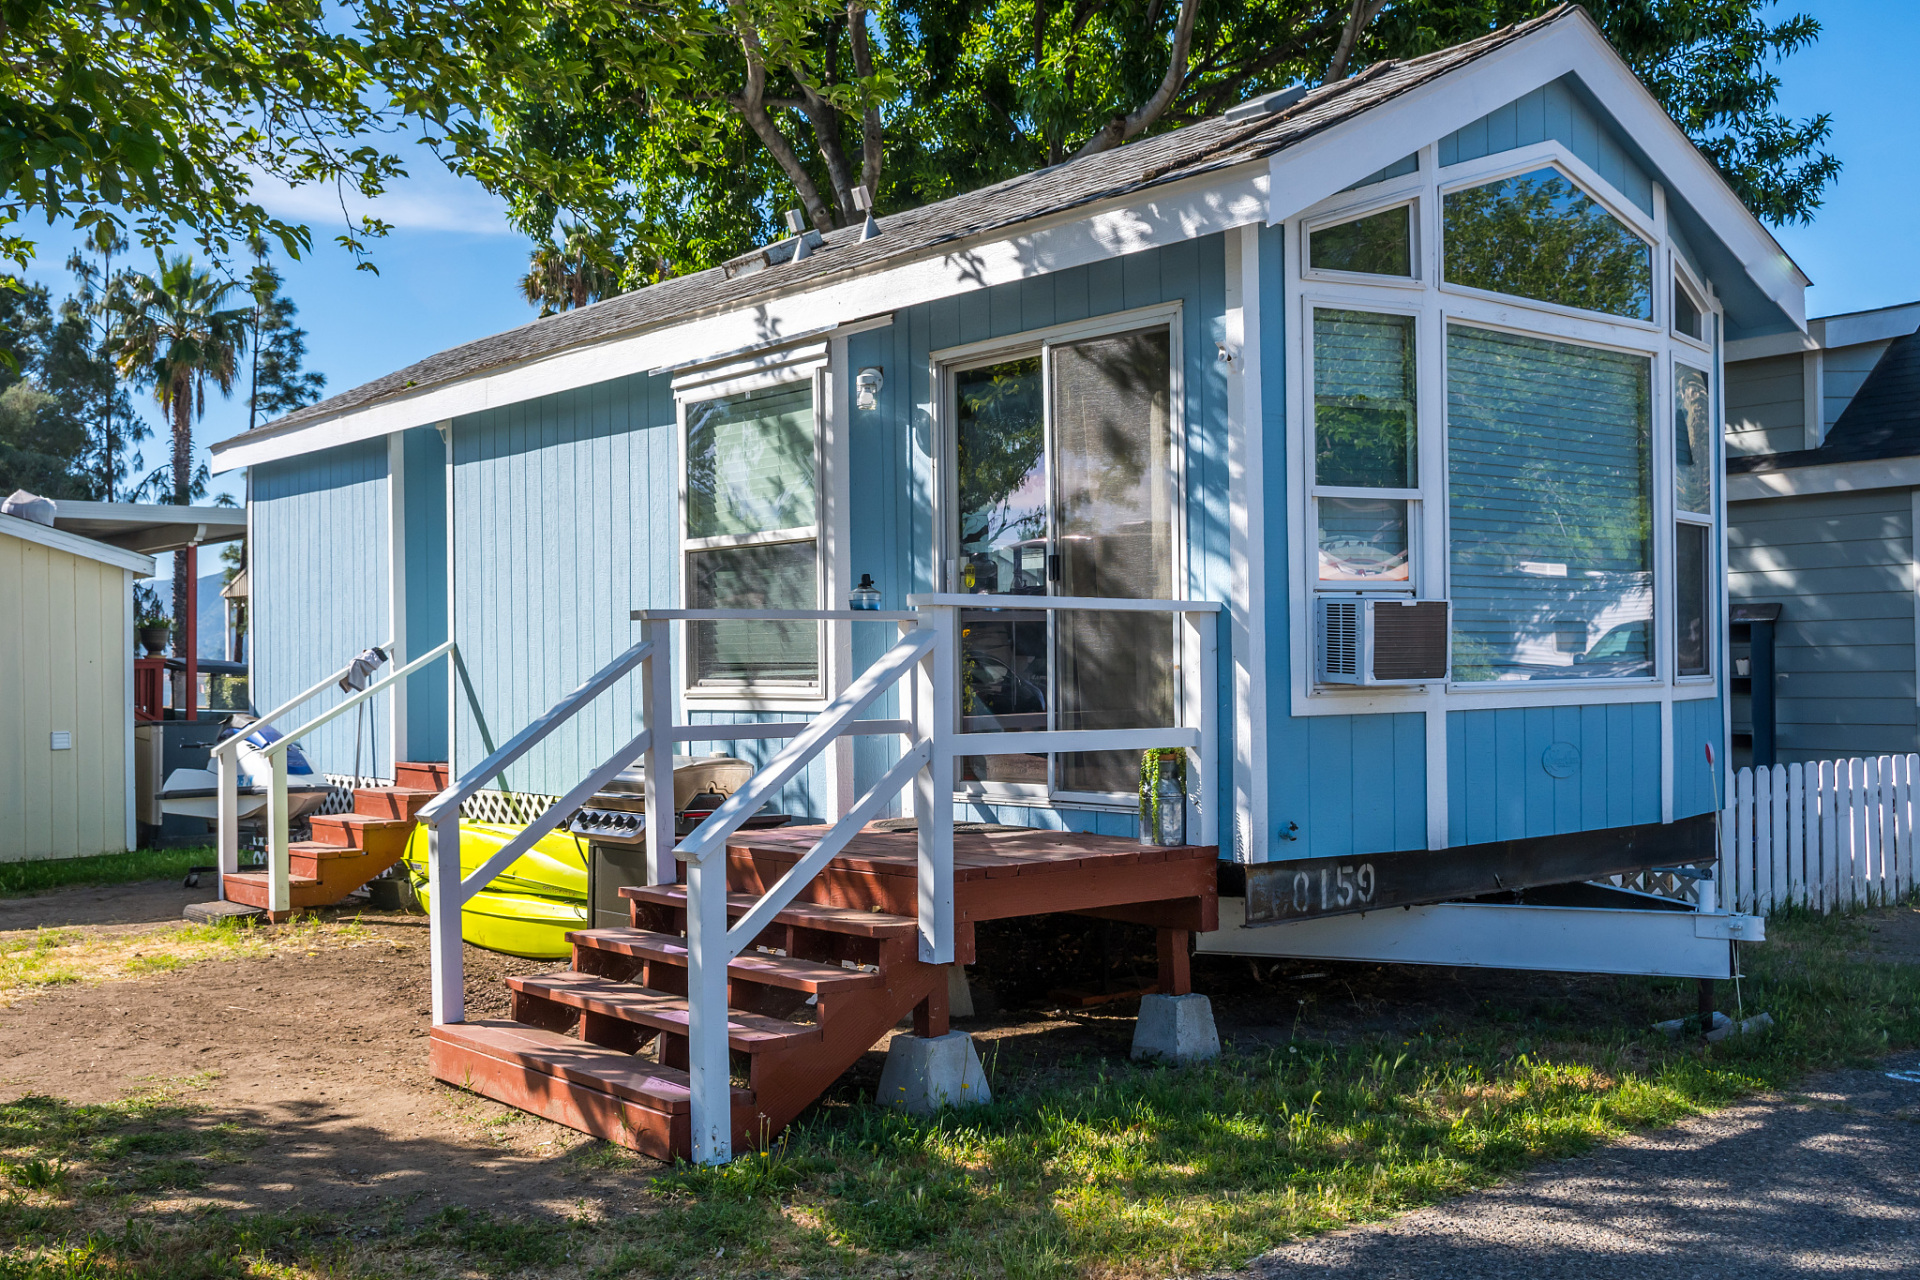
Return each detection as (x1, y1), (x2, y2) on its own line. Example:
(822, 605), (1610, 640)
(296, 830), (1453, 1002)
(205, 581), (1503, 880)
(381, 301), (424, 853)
(1443, 166), (1653, 321)
(683, 381), (820, 690)
(1446, 325), (1652, 682)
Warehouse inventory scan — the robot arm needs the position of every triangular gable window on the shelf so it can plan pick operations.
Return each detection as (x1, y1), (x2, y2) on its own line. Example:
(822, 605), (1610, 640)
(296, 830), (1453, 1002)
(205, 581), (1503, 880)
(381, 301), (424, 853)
(1442, 166), (1652, 321)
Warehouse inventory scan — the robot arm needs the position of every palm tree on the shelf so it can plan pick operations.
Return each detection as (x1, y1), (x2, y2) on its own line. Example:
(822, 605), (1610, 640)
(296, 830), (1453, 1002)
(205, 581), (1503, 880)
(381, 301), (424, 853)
(111, 254), (250, 658)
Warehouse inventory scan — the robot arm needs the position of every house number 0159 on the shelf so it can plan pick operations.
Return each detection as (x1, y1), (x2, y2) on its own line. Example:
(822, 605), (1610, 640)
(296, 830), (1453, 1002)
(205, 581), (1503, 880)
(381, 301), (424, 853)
(1289, 864), (1376, 914)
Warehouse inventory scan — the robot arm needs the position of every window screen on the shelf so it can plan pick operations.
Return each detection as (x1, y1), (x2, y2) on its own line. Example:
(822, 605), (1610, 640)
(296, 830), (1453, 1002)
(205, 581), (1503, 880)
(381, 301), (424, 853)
(1309, 205), (1412, 277)
(1447, 324), (1652, 681)
(1675, 364), (1712, 515)
(1676, 522), (1709, 677)
(687, 541), (819, 686)
(686, 382), (816, 538)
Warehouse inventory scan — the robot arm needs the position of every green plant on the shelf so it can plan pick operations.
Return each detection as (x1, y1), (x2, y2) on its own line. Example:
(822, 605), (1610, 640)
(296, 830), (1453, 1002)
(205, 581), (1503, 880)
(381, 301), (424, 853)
(132, 583), (169, 629)
(1138, 748), (1188, 835)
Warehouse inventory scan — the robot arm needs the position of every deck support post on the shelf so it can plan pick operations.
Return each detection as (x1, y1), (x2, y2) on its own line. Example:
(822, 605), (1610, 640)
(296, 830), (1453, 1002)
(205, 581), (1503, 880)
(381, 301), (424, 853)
(914, 607), (956, 964)
(267, 750), (290, 917)
(1155, 928), (1192, 996)
(913, 976), (950, 1039)
(429, 812), (465, 1025)
(686, 851), (733, 1165)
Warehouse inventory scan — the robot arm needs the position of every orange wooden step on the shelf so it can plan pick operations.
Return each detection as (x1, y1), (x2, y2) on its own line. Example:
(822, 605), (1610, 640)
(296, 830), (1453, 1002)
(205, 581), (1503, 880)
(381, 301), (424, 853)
(621, 885), (918, 938)
(395, 761), (450, 790)
(507, 973), (821, 1053)
(220, 870), (328, 915)
(567, 927), (886, 995)
(430, 1020), (759, 1160)
(309, 813), (413, 852)
(355, 787), (434, 820)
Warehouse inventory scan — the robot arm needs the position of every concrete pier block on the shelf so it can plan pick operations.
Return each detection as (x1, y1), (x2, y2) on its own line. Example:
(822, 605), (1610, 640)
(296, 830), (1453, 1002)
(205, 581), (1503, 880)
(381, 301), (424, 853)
(1131, 992), (1220, 1062)
(877, 1031), (992, 1114)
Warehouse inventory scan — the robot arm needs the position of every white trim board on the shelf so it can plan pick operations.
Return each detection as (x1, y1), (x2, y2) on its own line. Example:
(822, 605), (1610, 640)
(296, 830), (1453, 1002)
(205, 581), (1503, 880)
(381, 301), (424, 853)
(1728, 457), (1920, 501)
(210, 167), (1269, 474)
(0, 516), (157, 576)
(1265, 8), (1806, 331)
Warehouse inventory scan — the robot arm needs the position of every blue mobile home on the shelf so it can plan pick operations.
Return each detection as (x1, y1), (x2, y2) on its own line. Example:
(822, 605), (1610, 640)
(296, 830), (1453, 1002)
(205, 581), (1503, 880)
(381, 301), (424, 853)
(214, 8), (1801, 989)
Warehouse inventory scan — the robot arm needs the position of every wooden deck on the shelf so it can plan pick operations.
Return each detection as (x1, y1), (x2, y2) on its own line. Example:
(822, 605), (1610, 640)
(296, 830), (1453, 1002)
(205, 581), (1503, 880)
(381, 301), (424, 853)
(433, 825), (1219, 1158)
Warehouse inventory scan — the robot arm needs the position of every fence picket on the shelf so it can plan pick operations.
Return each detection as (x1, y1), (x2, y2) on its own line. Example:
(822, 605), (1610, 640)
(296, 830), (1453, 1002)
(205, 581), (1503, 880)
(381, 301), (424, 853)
(1850, 758), (1870, 911)
(1754, 766), (1773, 914)
(1787, 762), (1806, 908)
(1734, 767), (1754, 913)
(1768, 764), (1788, 907)
(1820, 760), (1839, 913)
(1903, 755), (1919, 898)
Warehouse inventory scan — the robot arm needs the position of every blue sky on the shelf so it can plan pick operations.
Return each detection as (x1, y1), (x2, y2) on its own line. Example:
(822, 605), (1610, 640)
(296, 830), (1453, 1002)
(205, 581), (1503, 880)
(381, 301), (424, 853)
(19, 0), (1917, 513)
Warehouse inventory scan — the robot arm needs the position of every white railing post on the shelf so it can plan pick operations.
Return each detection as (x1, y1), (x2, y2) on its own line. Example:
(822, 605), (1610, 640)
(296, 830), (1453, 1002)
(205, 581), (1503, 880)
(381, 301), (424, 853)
(268, 750), (291, 916)
(429, 811), (465, 1025)
(686, 849), (733, 1164)
(641, 618), (676, 886)
(215, 746), (239, 892)
(1189, 610), (1220, 849)
(915, 604), (955, 965)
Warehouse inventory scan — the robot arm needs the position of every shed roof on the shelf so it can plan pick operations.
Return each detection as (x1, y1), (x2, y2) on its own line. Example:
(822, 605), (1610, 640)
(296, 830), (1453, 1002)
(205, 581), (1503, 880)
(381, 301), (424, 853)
(48, 501), (246, 554)
(0, 512), (158, 575)
(234, 8), (1563, 445)
(1727, 324), (1920, 475)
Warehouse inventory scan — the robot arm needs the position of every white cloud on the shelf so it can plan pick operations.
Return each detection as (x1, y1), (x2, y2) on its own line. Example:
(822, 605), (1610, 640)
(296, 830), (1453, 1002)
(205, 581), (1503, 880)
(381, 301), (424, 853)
(249, 157), (516, 238)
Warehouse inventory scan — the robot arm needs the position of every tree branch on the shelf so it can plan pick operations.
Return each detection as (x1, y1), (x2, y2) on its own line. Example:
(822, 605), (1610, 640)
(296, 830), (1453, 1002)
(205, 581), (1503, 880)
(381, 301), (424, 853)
(724, 7), (836, 234)
(1325, 0), (1390, 84)
(1069, 0), (1200, 162)
(848, 0), (883, 196)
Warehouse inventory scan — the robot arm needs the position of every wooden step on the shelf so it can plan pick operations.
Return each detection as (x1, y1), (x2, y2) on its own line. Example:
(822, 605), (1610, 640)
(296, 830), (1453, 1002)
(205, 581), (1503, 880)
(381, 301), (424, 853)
(309, 813), (413, 852)
(621, 885), (917, 938)
(507, 973), (821, 1052)
(568, 927), (886, 994)
(220, 870), (327, 918)
(355, 787), (434, 820)
(395, 761), (450, 790)
(430, 1020), (759, 1161)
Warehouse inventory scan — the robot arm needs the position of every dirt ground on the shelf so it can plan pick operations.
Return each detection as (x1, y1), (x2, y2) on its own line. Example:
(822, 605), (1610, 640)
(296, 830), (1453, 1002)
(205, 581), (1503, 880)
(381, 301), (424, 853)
(2, 880), (1917, 1228)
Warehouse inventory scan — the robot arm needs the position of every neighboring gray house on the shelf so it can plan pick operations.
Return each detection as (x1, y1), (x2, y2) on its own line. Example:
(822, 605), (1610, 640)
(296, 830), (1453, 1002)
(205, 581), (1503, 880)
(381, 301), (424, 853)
(1726, 301), (1920, 765)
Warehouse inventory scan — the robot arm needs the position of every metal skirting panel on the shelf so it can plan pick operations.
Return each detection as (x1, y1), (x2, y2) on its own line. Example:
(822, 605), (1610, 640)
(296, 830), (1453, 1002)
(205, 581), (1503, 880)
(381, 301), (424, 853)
(1199, 896), (1751, 979)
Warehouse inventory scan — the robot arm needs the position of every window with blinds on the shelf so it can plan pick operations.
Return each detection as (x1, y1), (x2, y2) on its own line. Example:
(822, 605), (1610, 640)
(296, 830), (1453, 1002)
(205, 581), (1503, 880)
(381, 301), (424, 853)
(1446, 324), (1652, 682)
(683, 380), (819, 689)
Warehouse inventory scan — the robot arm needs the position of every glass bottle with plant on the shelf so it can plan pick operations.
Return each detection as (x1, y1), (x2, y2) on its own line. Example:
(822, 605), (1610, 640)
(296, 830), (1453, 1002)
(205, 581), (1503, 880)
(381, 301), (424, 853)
(1138, 747), (1188, 846)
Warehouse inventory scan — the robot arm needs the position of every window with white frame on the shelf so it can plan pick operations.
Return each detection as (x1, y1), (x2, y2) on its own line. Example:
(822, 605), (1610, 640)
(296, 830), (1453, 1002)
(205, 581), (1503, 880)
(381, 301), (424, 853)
(682, 379), (821, 691)
(1293, 143), (1721, 693)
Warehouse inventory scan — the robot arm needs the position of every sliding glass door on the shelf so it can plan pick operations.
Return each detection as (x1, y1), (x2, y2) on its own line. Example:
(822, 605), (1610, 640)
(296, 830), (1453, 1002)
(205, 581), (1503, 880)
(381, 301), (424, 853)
(952, 324), (1177, 800)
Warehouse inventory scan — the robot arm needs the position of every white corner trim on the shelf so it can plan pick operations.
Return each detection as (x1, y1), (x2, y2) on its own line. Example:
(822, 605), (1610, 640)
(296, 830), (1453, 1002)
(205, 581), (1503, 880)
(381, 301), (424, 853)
(1728, 455), (1920, 501)
(210, 166), (1270, 474)
(1802, 349), (1824, 451)
(0, 515), (157, 575)
(1226, 223), (1267, 863)
(1267, 9), (1806, 330)
(123, 569), (137, 852)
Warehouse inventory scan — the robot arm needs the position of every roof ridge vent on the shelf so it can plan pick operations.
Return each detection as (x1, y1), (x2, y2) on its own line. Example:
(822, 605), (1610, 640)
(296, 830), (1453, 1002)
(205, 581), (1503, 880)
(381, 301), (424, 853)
(1223, 85), (1307, 121)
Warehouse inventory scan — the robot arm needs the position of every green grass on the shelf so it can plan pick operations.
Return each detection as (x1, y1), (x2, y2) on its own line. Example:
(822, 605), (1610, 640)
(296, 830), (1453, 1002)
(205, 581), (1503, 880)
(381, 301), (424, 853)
(0, 848), (214, 898)
(0, 907), (1915, 1279)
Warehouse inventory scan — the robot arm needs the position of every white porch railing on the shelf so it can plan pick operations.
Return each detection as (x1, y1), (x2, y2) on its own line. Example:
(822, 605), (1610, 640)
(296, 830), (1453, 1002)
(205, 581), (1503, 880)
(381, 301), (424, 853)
(212, 639), (456, 913)
(419, 595), (1220, 1164)
(1719, 754), (1920, 916)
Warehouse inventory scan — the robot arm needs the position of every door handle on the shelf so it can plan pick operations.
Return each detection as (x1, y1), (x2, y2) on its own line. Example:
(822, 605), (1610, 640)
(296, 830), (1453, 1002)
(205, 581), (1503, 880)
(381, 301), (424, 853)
(1048, 552), (1061, 582)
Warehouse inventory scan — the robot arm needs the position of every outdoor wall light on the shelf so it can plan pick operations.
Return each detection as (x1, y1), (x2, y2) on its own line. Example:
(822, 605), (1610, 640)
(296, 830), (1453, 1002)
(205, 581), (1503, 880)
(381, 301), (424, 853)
(856, 366), (884, 411)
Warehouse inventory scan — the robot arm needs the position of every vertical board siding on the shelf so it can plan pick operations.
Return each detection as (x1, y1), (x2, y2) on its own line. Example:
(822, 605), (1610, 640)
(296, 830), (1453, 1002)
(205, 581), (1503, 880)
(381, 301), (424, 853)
(1724, 353), (1805, 457)
(253, 439), (391, 777)
(1728, 489), (1918, 762)
(1437, 77), (1654, 213)
(401, 425), (449, 762)
(1446, 703), (1660, 847)
(0, 535), (129, 861)
(1671, 696), (1724, 819)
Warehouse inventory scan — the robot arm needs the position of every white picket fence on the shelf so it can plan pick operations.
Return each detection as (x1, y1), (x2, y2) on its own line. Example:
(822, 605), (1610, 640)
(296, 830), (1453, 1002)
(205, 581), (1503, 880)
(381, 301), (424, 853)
(1719, 754), (1919, 916)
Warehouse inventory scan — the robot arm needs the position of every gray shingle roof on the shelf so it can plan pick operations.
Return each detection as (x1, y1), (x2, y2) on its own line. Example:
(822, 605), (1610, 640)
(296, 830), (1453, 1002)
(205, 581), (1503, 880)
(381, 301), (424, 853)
(1728, 324), (1920, 474)
(250, 7), (1570, 441)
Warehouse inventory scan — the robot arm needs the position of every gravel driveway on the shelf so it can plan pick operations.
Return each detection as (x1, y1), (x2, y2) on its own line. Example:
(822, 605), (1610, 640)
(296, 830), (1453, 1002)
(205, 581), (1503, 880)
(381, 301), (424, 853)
(1228, 1053), (1920, 1279)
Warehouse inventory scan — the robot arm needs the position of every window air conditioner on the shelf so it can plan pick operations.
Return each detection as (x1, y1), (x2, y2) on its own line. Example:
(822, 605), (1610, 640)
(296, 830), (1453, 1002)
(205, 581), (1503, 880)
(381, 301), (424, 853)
(1317, 599), (1450, 685)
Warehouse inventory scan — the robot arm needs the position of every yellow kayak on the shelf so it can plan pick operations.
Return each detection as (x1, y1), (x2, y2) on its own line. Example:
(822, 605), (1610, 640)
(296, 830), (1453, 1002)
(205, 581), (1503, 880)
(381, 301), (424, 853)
(403, 821), (589, 959)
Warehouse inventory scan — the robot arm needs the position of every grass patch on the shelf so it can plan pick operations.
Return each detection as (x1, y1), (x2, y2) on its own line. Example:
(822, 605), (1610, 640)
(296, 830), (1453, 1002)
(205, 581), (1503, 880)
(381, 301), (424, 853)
(0, 917), (381, 1005)
(0, 849), (215, 898)
(0, 907), (1915, 1279)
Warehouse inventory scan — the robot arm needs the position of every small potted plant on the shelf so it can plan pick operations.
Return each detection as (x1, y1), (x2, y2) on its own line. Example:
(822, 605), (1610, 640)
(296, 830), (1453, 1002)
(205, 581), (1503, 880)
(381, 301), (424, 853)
(1138, 748), (1188, 847)
(135, 585), (171, 656)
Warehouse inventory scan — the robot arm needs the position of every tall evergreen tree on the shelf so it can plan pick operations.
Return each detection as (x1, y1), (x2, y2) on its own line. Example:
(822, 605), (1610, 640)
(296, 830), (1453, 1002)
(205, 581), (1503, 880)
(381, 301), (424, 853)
(244, 243), (327, 429)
